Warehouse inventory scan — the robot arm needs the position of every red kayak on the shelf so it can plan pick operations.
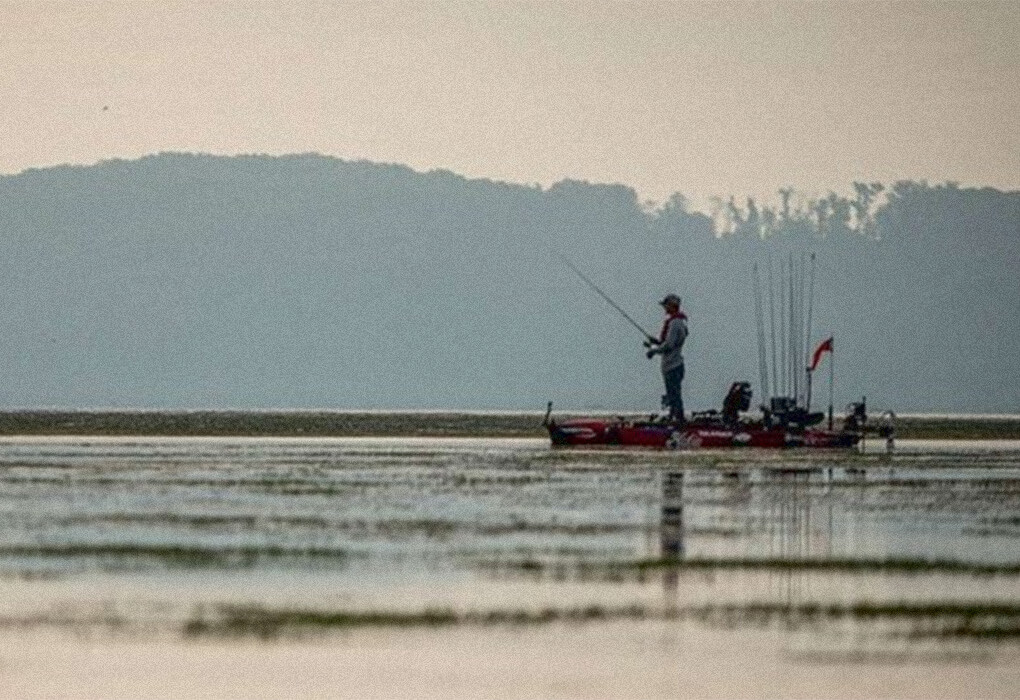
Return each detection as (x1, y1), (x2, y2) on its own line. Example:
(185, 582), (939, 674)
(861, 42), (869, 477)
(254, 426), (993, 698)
(546, 416), (860, 449)
(545, 383), (873, 450)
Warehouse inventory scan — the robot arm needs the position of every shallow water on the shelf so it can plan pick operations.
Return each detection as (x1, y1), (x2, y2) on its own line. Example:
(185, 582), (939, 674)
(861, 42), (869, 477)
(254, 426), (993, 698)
(0, 437), (1018, 697)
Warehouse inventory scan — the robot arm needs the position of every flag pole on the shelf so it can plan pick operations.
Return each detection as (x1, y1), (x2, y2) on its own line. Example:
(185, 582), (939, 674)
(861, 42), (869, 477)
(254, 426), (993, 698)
(827, 341), (835, 430)
(806, 366), (813, 413)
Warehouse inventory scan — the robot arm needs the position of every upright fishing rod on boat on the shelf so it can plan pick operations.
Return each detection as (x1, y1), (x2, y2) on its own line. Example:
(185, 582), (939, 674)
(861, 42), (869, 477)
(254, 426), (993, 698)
(752, 263), (770, 401)
(755, 250), (828, 427)
(556, 253), (658, 344)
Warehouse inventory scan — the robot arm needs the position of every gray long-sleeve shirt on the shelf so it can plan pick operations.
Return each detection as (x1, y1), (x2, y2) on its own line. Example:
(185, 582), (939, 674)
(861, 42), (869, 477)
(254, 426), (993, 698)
(653, 315), (687, 373)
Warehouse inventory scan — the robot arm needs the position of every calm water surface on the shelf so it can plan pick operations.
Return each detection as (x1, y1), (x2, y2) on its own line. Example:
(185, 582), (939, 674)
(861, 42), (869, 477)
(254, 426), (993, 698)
(0, 436), (1018, 695)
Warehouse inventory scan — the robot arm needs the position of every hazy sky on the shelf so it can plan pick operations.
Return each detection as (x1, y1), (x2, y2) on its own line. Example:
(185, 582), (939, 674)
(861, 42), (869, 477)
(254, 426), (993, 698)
(2, 0), (1017, 202)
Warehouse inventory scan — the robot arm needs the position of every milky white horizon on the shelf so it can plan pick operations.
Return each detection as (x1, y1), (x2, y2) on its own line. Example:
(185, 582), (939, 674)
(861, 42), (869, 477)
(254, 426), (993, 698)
(2, 1), (1018, 203)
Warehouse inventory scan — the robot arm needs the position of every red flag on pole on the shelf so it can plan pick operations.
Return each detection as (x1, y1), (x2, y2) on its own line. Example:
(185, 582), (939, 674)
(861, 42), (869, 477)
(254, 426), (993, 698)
(809, 336), (834, 372)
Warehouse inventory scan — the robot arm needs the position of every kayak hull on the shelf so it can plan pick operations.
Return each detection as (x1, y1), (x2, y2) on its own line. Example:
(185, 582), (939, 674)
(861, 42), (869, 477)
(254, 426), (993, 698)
(547, 417), (860, 449)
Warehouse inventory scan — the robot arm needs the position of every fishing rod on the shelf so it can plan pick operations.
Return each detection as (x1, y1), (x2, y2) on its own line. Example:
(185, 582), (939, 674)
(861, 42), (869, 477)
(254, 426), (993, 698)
(779, 257), (787, 398)
(768, 255), (778, 402)
(752, 263), (770, 400)
(794, 252), (803, 405)
(556, 253), (657, 343)
(788, 251), (796, 402)
(804, 252), (817, 410)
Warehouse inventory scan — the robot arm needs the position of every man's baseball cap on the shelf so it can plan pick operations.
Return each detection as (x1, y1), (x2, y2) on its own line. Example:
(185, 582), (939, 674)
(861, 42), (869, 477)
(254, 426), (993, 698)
(659, 294), (681, 306)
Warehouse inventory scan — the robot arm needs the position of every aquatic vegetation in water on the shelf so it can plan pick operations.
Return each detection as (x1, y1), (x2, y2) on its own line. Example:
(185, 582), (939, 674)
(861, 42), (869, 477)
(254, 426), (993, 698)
(0, 543), (352, 569)
(0, 435), (1016, 663)
(178, 600), (1020, 643)
(182, 603), (651, 639)
(486, 556), (1020, 577)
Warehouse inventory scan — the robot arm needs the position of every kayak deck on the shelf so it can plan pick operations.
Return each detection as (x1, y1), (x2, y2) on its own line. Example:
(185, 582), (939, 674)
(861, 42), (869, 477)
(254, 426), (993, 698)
(547, 416), (860, 449)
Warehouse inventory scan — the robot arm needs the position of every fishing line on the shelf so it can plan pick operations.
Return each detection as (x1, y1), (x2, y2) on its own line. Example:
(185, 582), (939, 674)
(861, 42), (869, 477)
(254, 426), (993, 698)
(554, 251), (656, 342)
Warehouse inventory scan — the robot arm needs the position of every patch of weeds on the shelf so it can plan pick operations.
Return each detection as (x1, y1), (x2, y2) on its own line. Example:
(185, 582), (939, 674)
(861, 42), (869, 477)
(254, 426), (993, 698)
(0, 543), (351, 569)
(906, 620), (1020, 640)
(697, 601), (1020, 642)
(703, 601), (1020, 618)
(485, 557), (1020, 577)
(181, 599), (1020, 644)
(182, 603), (651, 639)
(629, 557), (1020, 575)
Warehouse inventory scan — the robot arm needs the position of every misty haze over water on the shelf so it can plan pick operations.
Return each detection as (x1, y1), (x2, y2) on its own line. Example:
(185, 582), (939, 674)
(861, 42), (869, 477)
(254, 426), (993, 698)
(0, 154), (1016, 413)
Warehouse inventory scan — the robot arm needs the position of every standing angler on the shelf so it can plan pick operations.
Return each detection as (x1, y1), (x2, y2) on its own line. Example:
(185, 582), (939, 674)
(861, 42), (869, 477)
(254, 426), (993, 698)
(646, 294), (688, 424)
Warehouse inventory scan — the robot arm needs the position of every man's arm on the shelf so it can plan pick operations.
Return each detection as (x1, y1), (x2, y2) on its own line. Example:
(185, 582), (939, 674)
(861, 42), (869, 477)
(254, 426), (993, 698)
(647, 318), (687, 356)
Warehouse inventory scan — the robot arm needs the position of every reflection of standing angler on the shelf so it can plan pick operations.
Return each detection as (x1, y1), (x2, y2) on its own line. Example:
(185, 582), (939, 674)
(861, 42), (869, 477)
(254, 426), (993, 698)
(660, 471), (685, 601)
(660, 471), (685, 560)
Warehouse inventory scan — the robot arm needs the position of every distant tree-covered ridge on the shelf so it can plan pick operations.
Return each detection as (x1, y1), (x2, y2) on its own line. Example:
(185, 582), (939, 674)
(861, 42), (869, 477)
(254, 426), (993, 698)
(0, 153), (1016, 412)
